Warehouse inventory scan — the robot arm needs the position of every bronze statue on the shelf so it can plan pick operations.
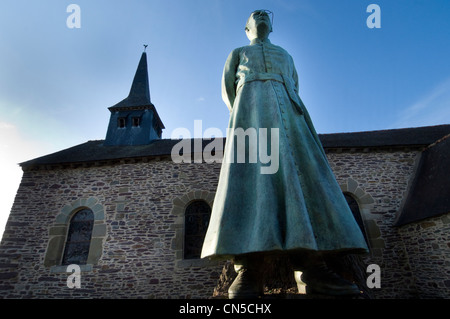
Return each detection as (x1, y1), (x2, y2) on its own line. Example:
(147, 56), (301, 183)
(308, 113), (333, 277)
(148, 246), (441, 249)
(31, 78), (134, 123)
(201, 10), (368, 298)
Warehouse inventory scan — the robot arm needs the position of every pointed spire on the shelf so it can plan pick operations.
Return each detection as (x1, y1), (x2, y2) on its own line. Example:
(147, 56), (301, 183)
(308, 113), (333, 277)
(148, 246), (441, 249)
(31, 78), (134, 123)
(105, 49), (164, 146)
(111, 50), (152, 108)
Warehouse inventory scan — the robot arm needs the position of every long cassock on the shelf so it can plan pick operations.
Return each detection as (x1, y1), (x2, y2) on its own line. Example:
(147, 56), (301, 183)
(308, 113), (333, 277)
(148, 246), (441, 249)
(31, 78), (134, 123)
(201, 38), (368, 260)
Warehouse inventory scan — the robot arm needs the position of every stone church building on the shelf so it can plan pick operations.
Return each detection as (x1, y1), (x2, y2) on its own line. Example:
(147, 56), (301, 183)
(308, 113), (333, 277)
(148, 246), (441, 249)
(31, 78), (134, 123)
(0, 52), (449, 299)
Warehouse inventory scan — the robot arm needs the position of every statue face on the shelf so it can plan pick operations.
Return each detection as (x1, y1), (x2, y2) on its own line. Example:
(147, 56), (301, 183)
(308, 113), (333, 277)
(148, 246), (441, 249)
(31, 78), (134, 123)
(245, 10), (272, 41)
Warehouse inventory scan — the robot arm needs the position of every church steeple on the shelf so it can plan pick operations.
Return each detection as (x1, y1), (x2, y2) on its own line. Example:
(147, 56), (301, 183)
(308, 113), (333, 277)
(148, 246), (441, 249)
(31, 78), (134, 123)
(104, 50), (164, 146)
(112, 51), (151, 108)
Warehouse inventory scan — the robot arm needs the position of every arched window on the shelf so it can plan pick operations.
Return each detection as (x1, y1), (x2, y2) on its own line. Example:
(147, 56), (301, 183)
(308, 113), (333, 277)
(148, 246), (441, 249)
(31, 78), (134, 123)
(62, 208), (94, 265)
(344, 193), (368, 243)
(184, 200), (211, 259)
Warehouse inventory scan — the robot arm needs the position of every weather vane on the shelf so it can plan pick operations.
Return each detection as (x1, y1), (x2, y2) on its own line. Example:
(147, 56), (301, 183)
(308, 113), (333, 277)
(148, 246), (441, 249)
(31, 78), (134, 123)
(143, 44), (148, 52)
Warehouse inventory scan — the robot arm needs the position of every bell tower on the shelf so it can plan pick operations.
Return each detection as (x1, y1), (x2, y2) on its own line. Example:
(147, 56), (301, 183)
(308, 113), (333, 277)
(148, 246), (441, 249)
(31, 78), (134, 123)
(104, 50), (164, 146)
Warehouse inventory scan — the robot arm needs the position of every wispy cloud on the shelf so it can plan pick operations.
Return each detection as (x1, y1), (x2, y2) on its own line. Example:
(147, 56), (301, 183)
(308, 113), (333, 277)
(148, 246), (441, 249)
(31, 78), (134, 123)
(391, 77), (450, 129)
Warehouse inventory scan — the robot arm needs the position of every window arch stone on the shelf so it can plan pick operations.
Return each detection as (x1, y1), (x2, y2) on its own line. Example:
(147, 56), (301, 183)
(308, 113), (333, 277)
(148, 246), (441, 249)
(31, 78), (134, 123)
(61, 208), (94, 265)
(344, 193), (368, 243)
(339, 177), (384, 256)
(171, 190), (218, 267)
(44, 197), (107, 269)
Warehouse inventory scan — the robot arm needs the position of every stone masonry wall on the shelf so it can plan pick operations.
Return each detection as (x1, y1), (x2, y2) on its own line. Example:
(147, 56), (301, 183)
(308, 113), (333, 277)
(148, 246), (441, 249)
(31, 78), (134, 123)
(1, 147), (448, 298)
(0, 157), (224, 298)
(327, 147), (449, 298)
(397, 214), (450, 298)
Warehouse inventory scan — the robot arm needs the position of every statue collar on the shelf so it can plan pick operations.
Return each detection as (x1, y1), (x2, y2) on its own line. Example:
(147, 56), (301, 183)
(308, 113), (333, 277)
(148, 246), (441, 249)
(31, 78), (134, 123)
(250, 38), (271, 45)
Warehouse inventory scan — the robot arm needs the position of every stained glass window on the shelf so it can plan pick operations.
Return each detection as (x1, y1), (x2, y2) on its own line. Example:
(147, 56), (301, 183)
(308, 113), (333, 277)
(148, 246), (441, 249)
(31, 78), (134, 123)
(184, 201), (211, 259)
(62, 209), (94, 265)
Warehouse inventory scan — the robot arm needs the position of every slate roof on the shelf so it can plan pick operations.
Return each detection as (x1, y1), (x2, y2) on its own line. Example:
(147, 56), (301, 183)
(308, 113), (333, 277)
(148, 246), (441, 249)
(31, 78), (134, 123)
(20, 124), (450, 168)
(20, 139), (184, 167)
(318, 124), (450, 148)
(395, 133), (450, 226)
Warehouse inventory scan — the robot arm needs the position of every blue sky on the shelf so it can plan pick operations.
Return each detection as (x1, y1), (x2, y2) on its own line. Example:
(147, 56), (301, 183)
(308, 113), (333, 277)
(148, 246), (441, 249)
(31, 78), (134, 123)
(1, 0), (450, 237)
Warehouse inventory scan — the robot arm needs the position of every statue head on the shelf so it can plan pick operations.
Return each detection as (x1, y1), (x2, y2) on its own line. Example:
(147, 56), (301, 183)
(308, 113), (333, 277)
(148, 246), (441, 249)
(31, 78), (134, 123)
(245, 10), (273, 41)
